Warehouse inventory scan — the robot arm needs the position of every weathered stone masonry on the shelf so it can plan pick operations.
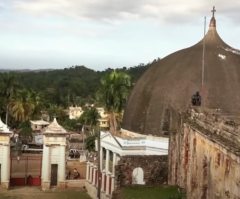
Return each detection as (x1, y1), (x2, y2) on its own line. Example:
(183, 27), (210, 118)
(115, 155), (168, 188)
(168, 108), (240, 199)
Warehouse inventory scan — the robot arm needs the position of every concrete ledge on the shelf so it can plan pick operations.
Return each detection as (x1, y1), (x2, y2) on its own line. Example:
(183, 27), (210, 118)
(42, 181), (50, 190)
(58, 181), (66, 189)
(66, 180), (85, 188)
(1, 181), (9, 189)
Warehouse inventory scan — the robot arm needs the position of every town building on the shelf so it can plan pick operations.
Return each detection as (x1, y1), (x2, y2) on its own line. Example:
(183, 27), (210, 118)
(96, 107), (108, 118)
(69, 106), (84, 119)
(30, 120), (50, 131)
(98, 118), (109, 129)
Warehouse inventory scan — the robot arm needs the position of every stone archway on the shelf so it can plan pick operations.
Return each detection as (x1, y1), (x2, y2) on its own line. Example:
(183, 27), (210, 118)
(132, 167), (145, 185)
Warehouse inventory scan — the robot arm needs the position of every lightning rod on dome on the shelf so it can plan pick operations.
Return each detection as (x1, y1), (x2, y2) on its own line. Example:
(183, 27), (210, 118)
(201, 16), (206, 98)
(201, 6), (216, 102)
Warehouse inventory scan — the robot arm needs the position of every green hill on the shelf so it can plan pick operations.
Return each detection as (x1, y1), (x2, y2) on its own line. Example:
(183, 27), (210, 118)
(4, 59), (159, 107)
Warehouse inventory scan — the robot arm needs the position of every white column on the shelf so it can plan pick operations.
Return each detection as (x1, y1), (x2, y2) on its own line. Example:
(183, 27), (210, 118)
(112, 152), (116, 175)
(116, 155), (120, 163)
(6, 145), (10, 182)
(42, 145), (50, 182)
(111, 174), (115, 195)
(105, 149), (109, 172)
(100, 147), (103, 171)
(101, 171), (105, 192)
(96, 169), (99, 187)
(86, 161), (90, 181)
(106, 172), (111, 195)
(89, 163), (93, 183)
(59, 145), (66, 182)
(2, 145), (10, 182)
(92, 165), (97, 186)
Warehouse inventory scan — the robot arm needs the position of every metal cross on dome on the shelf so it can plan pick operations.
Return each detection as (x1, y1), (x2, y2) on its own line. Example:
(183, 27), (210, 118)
(211, 6), (216, 17)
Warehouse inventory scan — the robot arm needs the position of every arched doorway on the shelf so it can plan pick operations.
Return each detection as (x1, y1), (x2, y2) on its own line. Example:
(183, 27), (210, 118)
(132, 167), (145, 185)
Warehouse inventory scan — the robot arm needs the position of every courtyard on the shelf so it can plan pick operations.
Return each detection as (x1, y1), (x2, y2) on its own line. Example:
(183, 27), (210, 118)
(0, 187), (91, 199)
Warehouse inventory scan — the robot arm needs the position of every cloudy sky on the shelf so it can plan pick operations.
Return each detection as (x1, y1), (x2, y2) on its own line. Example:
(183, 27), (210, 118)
(0, 0), (240, 71)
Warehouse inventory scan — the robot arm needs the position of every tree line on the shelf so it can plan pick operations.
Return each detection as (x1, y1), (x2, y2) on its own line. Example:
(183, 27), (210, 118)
(0, 59), (161, 132)
(9, 63), (151, 107)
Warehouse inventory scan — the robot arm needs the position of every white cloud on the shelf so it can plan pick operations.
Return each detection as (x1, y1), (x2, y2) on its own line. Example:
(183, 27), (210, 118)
(5, 0), (240, 25)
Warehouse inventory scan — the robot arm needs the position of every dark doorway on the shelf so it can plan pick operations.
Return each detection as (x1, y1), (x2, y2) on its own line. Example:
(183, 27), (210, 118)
(51, 164), (58, 186)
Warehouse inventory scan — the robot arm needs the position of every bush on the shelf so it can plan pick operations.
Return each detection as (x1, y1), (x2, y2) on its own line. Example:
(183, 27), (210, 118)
(85, 135), (96, 152)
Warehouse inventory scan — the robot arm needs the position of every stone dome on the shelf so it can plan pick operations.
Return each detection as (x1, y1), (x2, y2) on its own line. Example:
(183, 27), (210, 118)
(122, 9), (240, 136)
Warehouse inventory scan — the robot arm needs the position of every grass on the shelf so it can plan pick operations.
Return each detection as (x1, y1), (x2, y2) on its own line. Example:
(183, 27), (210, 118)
(0, 188), (92, 199)
(122, 186), (185, 199)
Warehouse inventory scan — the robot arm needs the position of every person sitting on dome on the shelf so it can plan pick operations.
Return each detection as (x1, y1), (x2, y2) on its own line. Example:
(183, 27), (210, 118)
(191, 91), (202, 106)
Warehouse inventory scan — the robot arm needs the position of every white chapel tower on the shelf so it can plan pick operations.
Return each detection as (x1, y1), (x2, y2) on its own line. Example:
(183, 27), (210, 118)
(41, 118), (68, 190)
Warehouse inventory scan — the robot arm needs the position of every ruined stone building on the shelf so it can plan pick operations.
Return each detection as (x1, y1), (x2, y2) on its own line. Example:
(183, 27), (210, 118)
(118, 7), (240, 199)
(168, 107), (240, 199)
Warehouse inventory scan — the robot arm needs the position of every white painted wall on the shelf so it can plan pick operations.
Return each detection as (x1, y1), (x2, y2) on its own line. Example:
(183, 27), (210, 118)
(49, 146), (65, 182)
(0, 135), (11, 186)
(0, 145), (4, 183)
(99, 132), (168, 156)
(42, 136), (66, 187)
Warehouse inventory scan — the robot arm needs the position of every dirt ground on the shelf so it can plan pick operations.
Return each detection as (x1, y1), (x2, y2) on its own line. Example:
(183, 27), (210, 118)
(0, 187), (91, 199)
(66, 161), (86, 179)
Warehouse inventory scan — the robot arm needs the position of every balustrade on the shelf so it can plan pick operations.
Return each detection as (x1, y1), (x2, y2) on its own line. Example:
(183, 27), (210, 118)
(86, 147), (117, 196)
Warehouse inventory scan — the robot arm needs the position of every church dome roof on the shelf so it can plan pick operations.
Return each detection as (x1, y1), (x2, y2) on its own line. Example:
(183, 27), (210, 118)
(122, 7), (240, 136)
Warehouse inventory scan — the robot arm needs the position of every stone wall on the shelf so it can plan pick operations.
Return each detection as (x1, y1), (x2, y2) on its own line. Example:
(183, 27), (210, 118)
(115, 155), (168, 188)
(168, 107), (240, 199)
(66, 180), (85, 188)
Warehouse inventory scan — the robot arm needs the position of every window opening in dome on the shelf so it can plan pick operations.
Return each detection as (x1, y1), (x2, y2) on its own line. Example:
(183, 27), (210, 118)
(191, 92), (202, 106)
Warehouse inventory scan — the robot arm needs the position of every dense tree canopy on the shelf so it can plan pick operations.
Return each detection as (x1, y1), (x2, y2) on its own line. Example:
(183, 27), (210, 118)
(0, 58), (159, 131)
(96, 70), (131, 132)
(8, 63), (152, 106)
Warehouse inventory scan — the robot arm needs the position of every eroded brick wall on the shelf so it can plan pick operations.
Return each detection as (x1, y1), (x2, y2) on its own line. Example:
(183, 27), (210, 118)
(115, 155), (168, 188)
(168, 108), (240, 199)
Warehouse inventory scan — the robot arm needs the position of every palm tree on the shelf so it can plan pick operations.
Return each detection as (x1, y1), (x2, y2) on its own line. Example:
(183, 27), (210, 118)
(104, 111), (123, 130)
(79, 107), (100, 152)
(30, 91), (45, 119)
(47, 104), (58, 121)
(0, 74), (19, 124)
(8, 89), (35, 123)
(81, 107), (100, 128)
(96, 70), (131, 133)
(47, 104), (66, 122)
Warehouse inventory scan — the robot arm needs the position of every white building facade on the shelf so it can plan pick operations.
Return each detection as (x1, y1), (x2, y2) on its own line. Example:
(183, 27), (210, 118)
(0, 118), (12, 189)
(85, 128), (169, 199)
(30, 120), (50, 131)
(69, 106), (84, 119)
(41, 118), (68, 190)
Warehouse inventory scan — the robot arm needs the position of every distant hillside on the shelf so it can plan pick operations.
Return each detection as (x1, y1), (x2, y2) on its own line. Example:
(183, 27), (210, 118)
(0, 68), (54, 73)
(4, 58), (160, 106)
